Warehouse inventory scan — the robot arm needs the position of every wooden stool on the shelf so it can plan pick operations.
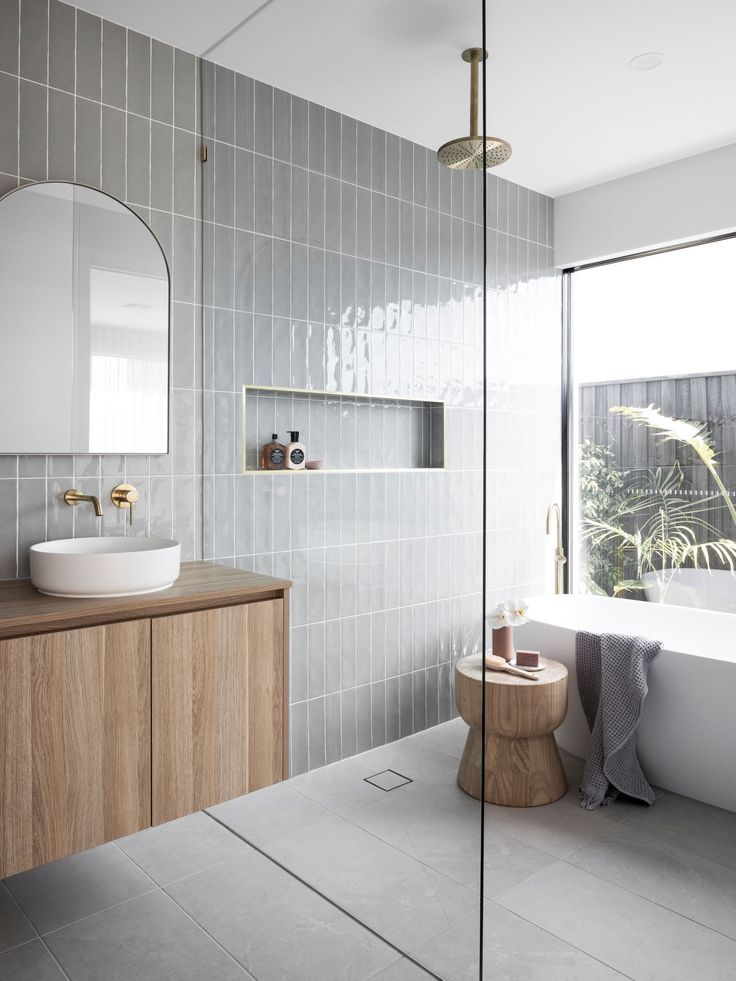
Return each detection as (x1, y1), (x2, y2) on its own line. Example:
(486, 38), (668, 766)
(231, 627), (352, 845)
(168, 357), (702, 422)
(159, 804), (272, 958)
(455, 655), (568, 807)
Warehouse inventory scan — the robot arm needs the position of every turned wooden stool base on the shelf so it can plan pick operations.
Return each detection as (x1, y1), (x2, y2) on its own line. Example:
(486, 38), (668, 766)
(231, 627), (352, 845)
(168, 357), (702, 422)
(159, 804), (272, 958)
(455, 654), (569, 808)
(457, 728), (567, 806)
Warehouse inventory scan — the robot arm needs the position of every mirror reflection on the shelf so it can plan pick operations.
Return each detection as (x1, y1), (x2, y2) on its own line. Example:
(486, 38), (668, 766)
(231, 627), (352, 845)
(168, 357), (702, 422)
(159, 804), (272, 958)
(0, 181), (169, 454)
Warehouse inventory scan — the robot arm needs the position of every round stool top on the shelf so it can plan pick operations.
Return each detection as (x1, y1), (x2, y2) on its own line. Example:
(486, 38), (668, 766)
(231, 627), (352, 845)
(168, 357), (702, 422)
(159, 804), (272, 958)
(456, 654), (567, 688)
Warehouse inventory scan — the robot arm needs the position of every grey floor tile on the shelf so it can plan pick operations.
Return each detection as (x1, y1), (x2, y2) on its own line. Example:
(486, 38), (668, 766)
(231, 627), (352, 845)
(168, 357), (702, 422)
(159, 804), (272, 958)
(558, 749), (657, 824)
(116, 811), (251, 885)
(167, 848), (399, 981)
(0, 939), (67, 980)
(411, 900), (625, 981)
(497, 862), (736, 981)
(206, 782), (332, 849)
(567, 819), (736, 940)
(368, 956), (436, 979)
(365, 769), (413, 791)
(0, 883), (35, 953)
(620, 791), (736, 872)
(44, 890), (250, 981)
(350, 740), (480, 819)
(252, 810), (479, 951)
(356, 738), (459, 786)
(289, 756), (391, 815)
(4, 843), (155, 935)
(347, 789), (555, 898)
(412, 718), (468, 761)
(484, 794), (625, 859)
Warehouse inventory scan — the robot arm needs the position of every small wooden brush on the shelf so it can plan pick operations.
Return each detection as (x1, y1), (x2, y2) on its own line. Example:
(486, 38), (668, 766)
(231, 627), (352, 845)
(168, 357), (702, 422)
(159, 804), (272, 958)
(484, 653), (539, 680)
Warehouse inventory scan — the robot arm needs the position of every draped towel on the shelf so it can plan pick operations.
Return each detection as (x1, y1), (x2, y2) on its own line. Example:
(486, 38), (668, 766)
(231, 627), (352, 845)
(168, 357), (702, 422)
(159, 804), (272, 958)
(576, 631), (661, 810)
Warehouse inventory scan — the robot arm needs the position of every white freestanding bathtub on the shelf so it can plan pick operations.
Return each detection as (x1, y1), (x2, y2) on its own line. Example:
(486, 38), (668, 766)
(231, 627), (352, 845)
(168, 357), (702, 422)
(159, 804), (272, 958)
(517, 595), (736, 813)
(642, 568), (736, 613)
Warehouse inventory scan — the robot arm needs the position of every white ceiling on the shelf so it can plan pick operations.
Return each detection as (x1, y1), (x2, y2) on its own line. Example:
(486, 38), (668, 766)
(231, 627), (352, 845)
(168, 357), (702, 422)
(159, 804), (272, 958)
(73, 0), (736, 196)
(66, 0), (268, 60)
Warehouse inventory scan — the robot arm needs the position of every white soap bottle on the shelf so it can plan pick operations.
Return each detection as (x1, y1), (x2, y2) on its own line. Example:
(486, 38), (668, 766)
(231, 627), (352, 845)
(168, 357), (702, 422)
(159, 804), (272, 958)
(285, 430), (306, 470)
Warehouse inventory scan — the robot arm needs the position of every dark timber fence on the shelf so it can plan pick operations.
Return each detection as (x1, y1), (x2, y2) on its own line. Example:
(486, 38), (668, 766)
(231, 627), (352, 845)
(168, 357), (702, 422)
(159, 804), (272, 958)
(579, 371), (736, 543)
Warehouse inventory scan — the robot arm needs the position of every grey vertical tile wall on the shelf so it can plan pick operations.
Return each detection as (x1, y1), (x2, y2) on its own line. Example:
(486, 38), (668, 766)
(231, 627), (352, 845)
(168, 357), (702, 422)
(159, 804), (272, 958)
(0, 0), (202, 577)
(200, 61), (561, 774)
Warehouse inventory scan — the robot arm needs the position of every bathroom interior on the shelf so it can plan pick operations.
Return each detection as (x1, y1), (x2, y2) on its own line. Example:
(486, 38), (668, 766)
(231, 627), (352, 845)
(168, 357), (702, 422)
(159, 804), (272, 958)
(0, 0), (735, 978)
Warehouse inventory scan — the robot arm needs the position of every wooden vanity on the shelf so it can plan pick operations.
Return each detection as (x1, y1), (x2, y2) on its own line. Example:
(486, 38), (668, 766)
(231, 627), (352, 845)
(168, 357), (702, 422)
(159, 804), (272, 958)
(0, 562), (290, 878)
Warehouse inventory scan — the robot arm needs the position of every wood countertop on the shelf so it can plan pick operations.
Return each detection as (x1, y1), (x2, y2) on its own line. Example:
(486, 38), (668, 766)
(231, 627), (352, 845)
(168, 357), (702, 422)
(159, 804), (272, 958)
(0, 562), (291, 640)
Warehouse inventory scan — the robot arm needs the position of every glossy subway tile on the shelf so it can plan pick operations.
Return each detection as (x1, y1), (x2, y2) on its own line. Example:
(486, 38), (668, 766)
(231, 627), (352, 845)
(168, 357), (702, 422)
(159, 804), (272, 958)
(4, 0), (561, 777)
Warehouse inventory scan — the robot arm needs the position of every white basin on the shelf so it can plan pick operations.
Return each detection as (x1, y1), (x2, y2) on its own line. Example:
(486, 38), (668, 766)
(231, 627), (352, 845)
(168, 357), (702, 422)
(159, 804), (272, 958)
(29, 537), (181, 598)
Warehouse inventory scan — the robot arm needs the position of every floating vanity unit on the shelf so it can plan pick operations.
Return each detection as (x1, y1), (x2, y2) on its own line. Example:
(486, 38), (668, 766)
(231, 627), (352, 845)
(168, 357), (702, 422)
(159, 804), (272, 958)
(0, 562), (290, 878)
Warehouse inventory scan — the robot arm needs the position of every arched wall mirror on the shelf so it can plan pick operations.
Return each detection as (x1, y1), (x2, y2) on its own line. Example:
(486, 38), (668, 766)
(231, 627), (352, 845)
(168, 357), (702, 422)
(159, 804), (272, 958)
(0, 181), (170, 455)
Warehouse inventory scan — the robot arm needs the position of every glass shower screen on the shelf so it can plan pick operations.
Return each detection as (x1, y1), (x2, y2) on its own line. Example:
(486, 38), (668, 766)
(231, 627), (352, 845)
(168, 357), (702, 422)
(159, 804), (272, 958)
(199, 1), (489, 977)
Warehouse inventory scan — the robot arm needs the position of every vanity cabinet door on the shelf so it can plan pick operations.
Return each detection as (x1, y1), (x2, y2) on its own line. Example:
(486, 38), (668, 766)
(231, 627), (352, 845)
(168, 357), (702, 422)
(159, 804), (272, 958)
(0, 621), (151, 878)
(152, 599), (286, 825)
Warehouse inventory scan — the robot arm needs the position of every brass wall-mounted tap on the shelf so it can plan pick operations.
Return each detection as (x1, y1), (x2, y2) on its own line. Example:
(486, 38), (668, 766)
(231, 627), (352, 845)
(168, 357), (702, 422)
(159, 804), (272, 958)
(546, 502), (566, 595)
(63, 489), (103, 517)
(111, 483), (139, 526)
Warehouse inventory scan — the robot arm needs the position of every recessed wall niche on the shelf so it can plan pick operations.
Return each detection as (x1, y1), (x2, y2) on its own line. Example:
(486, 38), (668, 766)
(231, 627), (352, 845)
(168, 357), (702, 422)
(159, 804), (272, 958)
(243, 385), (445, 472)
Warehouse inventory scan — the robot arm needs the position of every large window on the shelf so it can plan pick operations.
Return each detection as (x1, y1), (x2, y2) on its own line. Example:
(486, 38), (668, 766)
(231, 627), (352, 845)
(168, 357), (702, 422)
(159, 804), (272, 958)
(568, 235), (736, 613)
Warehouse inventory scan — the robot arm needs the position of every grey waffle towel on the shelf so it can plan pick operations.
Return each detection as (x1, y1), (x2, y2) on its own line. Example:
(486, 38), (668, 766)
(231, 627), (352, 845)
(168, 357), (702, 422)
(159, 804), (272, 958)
(576, 631), (661, 810)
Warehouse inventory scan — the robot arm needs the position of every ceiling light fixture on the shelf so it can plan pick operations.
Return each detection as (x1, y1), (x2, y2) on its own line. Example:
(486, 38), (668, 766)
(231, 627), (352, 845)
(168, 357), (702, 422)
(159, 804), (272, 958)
(437, 48), (511, 170)
(628, 52), (665, 71)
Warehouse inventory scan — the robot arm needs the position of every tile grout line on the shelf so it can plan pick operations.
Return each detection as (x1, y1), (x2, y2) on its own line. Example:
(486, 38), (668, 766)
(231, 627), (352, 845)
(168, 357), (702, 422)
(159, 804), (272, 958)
(22, 884), (160, 942)
(1, 865), (91, 981)
(202, 808), (446, 981)
(286, 762), (569, 877)
(482, 895), (637, 981)
(0, 878), (41, 953)
(489, 804), (736, 959)
(37, 932), (74, 981)
(557, 854), (736, 947)
(107, 841), (256, 979)
(475, 782), (666, 865)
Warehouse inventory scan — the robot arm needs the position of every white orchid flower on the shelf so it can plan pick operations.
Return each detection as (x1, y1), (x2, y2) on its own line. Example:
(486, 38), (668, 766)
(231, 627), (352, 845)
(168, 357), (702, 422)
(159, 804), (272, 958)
(486, 603), (509, 630)
(503, 598), (530, 627)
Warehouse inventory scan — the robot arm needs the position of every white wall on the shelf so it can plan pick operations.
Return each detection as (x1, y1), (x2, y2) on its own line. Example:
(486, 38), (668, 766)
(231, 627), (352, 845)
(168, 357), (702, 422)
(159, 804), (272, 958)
(554, 143), (736, 268)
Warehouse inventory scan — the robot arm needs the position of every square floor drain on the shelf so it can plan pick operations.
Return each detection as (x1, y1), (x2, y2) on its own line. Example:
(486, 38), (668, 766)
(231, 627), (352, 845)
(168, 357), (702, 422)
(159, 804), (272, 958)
(364, 769), (413, 792)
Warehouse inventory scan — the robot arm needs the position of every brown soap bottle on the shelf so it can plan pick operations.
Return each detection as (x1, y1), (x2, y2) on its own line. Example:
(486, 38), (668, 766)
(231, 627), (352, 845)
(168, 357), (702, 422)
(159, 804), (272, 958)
(261, 434), (286, 470)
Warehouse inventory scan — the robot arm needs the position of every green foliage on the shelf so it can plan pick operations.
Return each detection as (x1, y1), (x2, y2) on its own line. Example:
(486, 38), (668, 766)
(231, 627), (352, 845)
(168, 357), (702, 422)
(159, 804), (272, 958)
(577, 440), (625, 595)
(584, 462), (736, 598)
(579, 440), (625, 522)
(579, 406), (736, 600)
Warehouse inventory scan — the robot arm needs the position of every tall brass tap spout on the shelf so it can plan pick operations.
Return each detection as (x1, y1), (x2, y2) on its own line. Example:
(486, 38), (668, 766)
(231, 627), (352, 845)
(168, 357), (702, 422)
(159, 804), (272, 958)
(546, 502), (566, 595)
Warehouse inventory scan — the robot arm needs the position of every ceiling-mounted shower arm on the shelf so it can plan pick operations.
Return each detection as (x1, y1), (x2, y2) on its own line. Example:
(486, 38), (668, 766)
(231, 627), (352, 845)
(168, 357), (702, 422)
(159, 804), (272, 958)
(464, 47), (487, 141)
(437, 46), (510, 170)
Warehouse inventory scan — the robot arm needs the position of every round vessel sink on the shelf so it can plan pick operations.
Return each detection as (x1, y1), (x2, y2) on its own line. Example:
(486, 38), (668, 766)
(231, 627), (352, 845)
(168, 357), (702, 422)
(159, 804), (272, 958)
(29, 537), (181, 598)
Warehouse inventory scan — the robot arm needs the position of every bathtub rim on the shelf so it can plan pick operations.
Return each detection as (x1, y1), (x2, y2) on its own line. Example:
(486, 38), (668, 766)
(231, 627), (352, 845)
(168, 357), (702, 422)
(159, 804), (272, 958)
(523, 593), (736, 664)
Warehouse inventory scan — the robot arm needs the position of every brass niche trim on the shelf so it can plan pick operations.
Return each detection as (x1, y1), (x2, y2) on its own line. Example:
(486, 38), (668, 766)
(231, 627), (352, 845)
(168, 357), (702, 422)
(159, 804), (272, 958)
(241, 383), (448, 476)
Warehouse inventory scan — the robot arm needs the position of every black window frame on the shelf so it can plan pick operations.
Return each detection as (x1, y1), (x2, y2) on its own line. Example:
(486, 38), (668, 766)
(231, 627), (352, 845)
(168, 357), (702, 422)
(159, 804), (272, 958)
(562, 229), (736, 593)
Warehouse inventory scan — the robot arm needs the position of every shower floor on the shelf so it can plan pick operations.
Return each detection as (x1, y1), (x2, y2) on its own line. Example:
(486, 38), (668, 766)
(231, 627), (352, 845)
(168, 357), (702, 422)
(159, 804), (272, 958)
(1, 719), (735, 980)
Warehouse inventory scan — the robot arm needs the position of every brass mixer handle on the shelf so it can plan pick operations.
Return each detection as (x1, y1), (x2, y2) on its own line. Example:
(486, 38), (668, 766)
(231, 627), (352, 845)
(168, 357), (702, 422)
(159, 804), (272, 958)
(111, 484), (140, 526)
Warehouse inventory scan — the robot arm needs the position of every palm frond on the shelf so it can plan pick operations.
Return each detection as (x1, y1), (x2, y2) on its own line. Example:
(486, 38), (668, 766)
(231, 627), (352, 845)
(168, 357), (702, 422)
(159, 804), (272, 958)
(610, 405), (736, 529)
(613, 579), (647, 595)
(613, 579), (647, 596)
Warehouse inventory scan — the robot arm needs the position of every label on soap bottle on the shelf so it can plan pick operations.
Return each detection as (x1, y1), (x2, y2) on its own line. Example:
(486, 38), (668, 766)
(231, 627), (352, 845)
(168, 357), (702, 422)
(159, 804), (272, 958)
(268, 446), (285, 467)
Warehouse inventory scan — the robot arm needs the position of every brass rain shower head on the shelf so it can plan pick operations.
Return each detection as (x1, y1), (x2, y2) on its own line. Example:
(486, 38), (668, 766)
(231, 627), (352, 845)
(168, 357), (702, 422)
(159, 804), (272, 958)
(437, 47), (511, 170)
